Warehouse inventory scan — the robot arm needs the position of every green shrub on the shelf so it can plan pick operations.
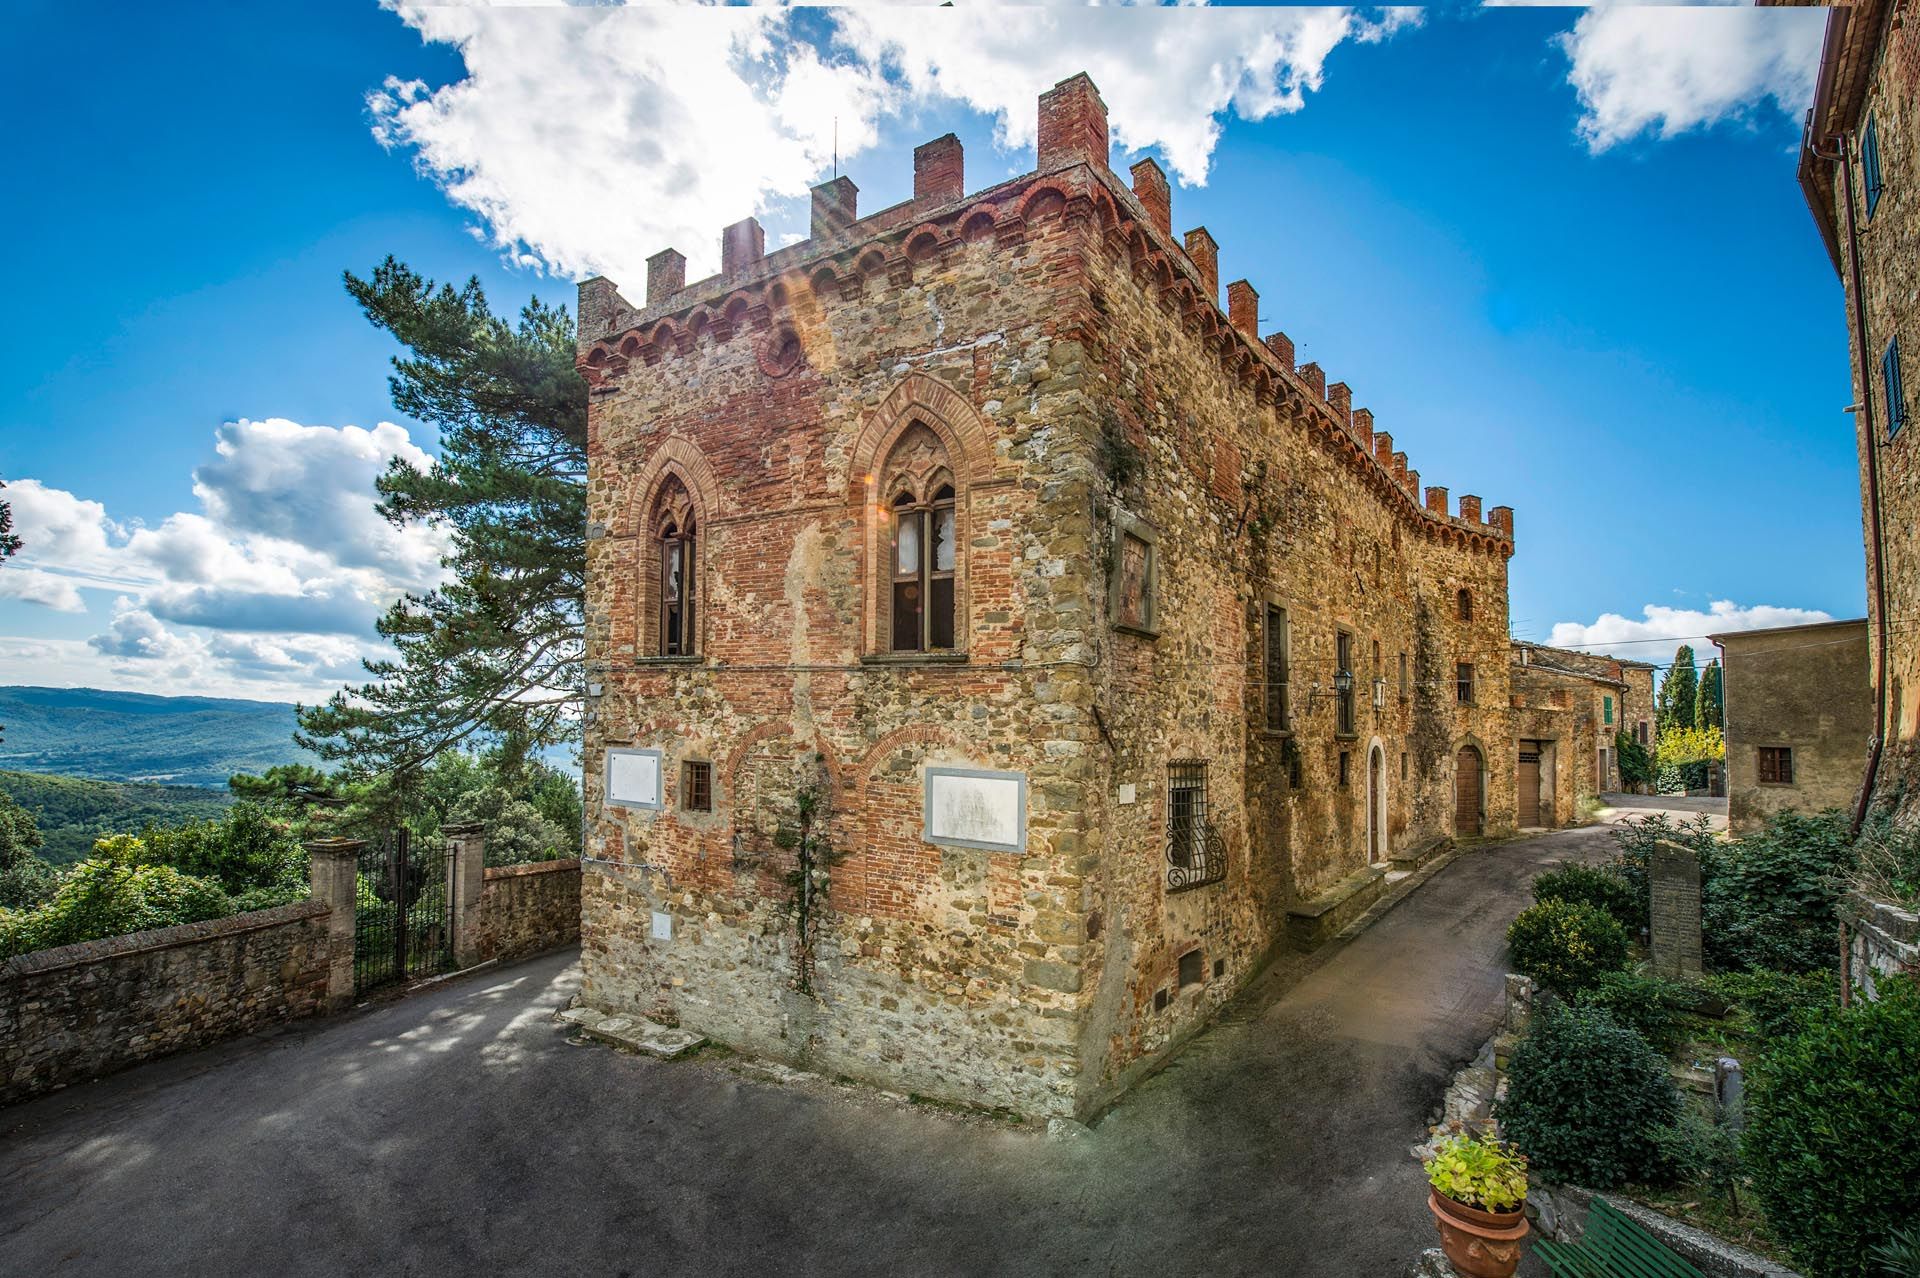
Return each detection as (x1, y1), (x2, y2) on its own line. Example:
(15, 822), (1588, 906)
(1870, 1223), (1920, 1278)
(1745, 977), (1920, 1278)
(0, 852), (60, 910)
(1649, 1106), (1744, 1208)
(1610, 812), (1718, 926)
(0, 859), (232, 960)
(1497, 1002), (1682, 1188)
(1534, 863), (1640, 934)
(1506, 899), (1632, 996)
(1703, 968), (1838, 1043)
(1853, 819), (1920, 910)
(1578, 968), (1688, 1054)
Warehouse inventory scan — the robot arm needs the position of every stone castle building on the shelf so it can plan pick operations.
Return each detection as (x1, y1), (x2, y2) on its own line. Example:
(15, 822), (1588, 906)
(576, 74), (1516, 1117)
(1791, 0), (1916, 824)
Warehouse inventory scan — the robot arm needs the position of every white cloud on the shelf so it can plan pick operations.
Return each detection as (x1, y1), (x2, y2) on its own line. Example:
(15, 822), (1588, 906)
(0, 418), (446, 699)
(1558, 4), (1825, 152)
(1547, 599), (1838, 660)
(0, 567), (86, 613)
(370, 3), (1415, 287)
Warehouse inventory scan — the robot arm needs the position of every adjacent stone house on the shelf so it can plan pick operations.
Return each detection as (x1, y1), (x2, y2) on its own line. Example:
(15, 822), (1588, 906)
(576, 74), (1516, 1117)
(1508, 642), (1656, 825)
(1711, 619), (1872, 833)
(1789, 0), (1917, 823)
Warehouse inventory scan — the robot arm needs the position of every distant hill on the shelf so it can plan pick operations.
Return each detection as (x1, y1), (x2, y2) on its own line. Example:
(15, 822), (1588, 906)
(0, 770), (234, 865)
(0, 686), (319, 789)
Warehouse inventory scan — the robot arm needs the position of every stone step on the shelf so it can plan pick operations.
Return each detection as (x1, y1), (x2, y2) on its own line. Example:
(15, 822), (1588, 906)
(558, 1006), (706, 1059)
(1286, 866), (1388, 950)
(1389, 837), (1452, 872)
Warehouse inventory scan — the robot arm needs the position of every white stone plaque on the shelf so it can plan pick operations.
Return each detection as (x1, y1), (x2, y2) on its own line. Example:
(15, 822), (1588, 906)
(1118, 783), (1138, 806)
(605, 747), (664, 810)
(924, 767), (1027, 853)
(650, 911), (673, 941)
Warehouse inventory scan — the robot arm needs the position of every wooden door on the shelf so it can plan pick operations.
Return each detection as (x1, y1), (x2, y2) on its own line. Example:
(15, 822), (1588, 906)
(1517, 747), (1542, 828)
(1455, 746), (1483, 836)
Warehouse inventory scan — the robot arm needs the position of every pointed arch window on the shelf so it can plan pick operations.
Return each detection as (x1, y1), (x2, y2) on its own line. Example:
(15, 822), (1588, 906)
(652, 476), (697, 657)
(881, 424), (958, 653)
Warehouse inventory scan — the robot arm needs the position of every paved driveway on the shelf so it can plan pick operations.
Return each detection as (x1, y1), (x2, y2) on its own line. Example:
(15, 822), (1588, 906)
(0, 822), (1638, 1278)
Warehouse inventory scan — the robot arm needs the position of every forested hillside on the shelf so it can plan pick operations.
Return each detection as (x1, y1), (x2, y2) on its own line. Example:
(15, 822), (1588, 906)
(0, 770), (233, 864)
(0, 686), (318, 787)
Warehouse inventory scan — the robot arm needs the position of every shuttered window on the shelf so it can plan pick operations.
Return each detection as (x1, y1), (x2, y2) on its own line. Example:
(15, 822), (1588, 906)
(1887, 337), (1907, 440)
(1757, 747), (1794, 785)
(1864, 115), (1885, 219)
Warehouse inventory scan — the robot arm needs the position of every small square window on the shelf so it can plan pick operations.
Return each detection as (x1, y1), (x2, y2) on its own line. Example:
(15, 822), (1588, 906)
(1758, 746), (1795, 785)
(1154, 988), (1169, 1012)
(1456, 662), (1475, 705)
(1212, 957), (1225, 979)
(1178, 949), (1204, 988)
(682, 760), (712, 811)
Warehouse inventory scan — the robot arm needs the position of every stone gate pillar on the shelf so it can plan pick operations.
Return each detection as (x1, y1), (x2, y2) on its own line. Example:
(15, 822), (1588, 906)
(305, 837), (364, 1013)
(444, 822), (487, 968)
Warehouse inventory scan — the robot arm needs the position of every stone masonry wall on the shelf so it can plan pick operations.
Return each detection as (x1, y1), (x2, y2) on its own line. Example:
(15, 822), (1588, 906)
(0, 900), (331, 1106)
(478, 860), (582, 964)
(1823, 14), (1920, 823)
(1719, 621), (1872, 833)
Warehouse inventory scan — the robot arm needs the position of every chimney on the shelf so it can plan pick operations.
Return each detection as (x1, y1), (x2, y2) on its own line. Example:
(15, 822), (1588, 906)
(1036, 73), (1109, 172)
(1263, 331), (1295, 369)
(1327, 381), (1352, 424)
(1298, 361), (1326, 398)
(914, 135), (964, 206)
(1425, 486), (1449, 516)
(1460, 494), (1482, 523)
(1226, 280), (1258, 339)
(1183, 228), (1218, 302)
(1129, 158), (1171, 237)
(810, 177), (859, 240)
(646, 249), (686, 305)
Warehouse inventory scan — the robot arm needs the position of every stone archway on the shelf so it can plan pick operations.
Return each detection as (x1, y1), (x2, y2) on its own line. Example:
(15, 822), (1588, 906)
(1366, 737), (1388, 864)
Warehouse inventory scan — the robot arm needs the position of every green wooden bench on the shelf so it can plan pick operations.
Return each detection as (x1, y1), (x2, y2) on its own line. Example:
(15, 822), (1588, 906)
(1535, 1197), (1706, 1277)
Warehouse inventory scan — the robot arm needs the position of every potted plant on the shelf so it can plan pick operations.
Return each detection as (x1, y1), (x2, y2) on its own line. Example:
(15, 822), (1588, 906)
(1423, 1131), (1530, 1278)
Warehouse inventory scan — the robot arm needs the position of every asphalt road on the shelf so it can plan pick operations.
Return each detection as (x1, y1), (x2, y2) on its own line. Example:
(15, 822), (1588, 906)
(0, 822), (1628, 1278)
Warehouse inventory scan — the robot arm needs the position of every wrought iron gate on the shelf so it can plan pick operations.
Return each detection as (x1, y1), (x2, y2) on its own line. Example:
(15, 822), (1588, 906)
(354, 829), (454, 994)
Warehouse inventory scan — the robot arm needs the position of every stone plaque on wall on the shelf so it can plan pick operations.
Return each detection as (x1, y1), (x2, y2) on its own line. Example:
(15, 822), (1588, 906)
(1649, 839), (1703, 979)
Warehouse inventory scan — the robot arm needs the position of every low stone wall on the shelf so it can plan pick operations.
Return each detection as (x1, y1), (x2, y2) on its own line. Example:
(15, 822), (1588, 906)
(477, 859), (581, 963)
(0, 900), (332, 1107)
(1841, 890), (1919, 1001)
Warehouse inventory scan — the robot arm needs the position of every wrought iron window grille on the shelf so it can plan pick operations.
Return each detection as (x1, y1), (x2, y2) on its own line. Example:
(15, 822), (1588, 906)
(1166, 760), (1226, 892)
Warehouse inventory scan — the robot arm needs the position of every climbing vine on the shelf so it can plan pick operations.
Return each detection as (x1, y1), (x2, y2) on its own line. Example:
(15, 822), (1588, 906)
(771, 787), (844, 996)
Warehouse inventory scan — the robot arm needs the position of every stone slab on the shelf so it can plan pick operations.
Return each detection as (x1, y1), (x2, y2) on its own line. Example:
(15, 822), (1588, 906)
(558, 1006), (706, 1059)
(1650, 840), (1703, 979)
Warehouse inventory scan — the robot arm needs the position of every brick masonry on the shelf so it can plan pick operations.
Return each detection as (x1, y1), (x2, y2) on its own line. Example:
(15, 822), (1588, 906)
(577, 73), (1520, 1118)
(477, 860), (582, 964)
(0, 901), (331, 1106)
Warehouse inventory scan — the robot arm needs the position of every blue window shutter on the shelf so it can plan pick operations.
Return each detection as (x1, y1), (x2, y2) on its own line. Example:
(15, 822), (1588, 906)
(1889, 339), (1906, 439)
(1865, 117), (1885, 218)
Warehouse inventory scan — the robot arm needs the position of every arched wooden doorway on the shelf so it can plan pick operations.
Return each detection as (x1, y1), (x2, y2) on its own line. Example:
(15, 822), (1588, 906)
(1455, 744), (1484, 837)
(1367, 744), (1387, 863)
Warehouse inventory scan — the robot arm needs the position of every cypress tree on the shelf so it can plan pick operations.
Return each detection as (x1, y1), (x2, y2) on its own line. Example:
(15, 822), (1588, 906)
(1694, 659), (1723, 731)
(1659, 645), (1699, 733)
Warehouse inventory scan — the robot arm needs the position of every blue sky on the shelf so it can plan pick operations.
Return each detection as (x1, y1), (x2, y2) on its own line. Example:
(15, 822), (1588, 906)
(0, 1), (1854, 701)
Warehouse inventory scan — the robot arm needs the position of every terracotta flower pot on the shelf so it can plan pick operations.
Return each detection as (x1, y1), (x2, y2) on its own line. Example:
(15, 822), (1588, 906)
(1427, 1189), (1529, 1278)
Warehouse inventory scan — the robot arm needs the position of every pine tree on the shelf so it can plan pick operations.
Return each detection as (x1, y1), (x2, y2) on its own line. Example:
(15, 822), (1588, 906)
(1694, 659), (1723, 731)
(295, 260), (587, 775)
(1659, 645), (1699, 734)
(0, 476), (19, 561)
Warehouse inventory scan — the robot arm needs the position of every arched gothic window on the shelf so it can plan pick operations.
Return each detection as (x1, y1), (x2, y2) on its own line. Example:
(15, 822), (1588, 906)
(1456, 588), (1473, 624)
(653, 477), (697, 656)
(881, 425), (957, 652)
